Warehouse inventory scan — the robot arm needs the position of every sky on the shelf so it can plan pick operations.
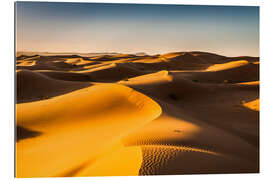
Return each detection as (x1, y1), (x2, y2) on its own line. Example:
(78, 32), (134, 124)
(16, 2), (259, 57)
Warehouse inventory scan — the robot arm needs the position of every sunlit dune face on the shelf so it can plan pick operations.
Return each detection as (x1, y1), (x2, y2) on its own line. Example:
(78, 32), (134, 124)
(16, 84), (161, 177)
(133, 57), (164, 64)
(64, 58), (94, 65)
(242, 99), (259, 111)
(206, 60), (249, 72)
(120, 70), (173, 85)
(237, 81), (259, 85)
(75, 142), (143, 177)
(17, 60), (37, 67)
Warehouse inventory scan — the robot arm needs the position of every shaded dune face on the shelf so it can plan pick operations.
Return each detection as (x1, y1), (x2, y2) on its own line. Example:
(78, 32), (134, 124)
(123, 101), (258, 175)
(139, 145), (256, 175)
(16, 69), (91, 103)
(16, 52), (259, 177)
(122, 70), (259, 146)
(120, 70), (211, 101)
(36, 70), (93, 82)
(76, 63), (147, 82)
(16, 58), (74, 71)
(185, 61), (259, 84)
(131, 53), (210, 71)
(16, 126), (42, 142)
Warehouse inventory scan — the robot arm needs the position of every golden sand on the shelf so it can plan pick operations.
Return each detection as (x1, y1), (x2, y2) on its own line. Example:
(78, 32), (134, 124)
(243, 99), (260, 111)
(206, 60), (249, 71)
(16, 52), (259, 177)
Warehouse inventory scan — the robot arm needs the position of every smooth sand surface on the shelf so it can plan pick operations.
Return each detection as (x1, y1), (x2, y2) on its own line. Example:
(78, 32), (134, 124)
(16, 84), (161, 177)
(206, 60), (249, 71)
(16, 52), (259, 177)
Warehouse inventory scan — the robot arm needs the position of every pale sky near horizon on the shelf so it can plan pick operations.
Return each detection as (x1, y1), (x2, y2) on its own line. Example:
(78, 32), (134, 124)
(16, 2), (259, 57)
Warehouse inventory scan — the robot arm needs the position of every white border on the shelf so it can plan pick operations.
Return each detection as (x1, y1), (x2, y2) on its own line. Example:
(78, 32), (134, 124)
(11, 0), (262, 6)
(1, 0), (269, 180)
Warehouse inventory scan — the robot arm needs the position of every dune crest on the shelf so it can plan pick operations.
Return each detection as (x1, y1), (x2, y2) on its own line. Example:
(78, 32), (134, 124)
(16, 84), (161, 177)
(206, 60), (249, 71)
(16, 69), (91, 103)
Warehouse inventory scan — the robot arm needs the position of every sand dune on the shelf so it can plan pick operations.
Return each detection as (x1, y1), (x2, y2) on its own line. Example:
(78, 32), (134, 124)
(76, 63), (147, 82)
(16, 54), (40, 60)
(139, 144), (256, 175)
(16, 60), (74, 71)
(238, 81), (259, 85)
(16, 51), (259, 177)
(206, 60), (250, 71)
(121, 70), (259, 145)
(17, 56), (84, 71)
(129, 52), (258, 72)
(16, 69), (91, 103)
(125, 104), (258, 175)
(161, 52), (209, 64)
(120, 70), (210, 101)
(90, 55), (120, 61)
(189, 51), (226, 62)
(75, 142), (143, 177)
(179, 61), (259, 84)
(112, 54), (137, 58)
(16, 60), (37, 67)
(64, 57), (96, 66)
(36, 70), (92, 82)
(131, 55), (209, 71)
(16, 61), (60, 71)
(16, 84), (161, 177)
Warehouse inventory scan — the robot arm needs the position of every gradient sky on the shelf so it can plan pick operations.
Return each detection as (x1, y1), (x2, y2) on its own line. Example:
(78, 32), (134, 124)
(16, 2), (259, 57)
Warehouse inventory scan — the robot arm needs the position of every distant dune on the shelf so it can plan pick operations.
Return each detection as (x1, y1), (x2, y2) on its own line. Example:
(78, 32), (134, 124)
(16, 69), (91, 103)
(16, 51), (259, 177)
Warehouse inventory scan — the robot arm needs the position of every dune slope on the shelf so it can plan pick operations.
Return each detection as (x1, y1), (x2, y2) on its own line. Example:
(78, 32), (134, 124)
(16, 84), (162, 177)
(16, 69), (91, 103)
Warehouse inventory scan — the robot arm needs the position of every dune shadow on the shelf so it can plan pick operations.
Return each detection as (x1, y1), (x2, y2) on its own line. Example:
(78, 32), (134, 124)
(16, 126), (42, 142)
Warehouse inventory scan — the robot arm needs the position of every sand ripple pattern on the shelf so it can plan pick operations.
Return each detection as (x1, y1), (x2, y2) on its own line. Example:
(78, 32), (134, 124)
(138, 144), (256, 175)
(139, 145), (220, 175)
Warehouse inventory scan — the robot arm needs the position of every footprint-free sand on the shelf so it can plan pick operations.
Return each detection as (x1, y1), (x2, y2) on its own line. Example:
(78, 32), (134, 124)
(16, 51), (259, 177)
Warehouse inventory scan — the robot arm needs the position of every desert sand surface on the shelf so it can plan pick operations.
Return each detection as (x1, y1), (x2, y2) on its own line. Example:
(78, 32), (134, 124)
(16, 51), (259, 177)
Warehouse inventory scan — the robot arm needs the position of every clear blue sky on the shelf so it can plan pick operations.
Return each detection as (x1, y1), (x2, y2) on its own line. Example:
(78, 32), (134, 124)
(16, 2), (259, 57)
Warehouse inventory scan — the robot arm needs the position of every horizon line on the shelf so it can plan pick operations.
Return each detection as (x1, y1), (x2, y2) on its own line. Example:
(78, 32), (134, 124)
(15, 50), (260, 58)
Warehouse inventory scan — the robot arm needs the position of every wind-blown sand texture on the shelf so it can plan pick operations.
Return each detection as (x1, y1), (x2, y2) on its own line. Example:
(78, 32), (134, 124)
(16, 51), (259, 177)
